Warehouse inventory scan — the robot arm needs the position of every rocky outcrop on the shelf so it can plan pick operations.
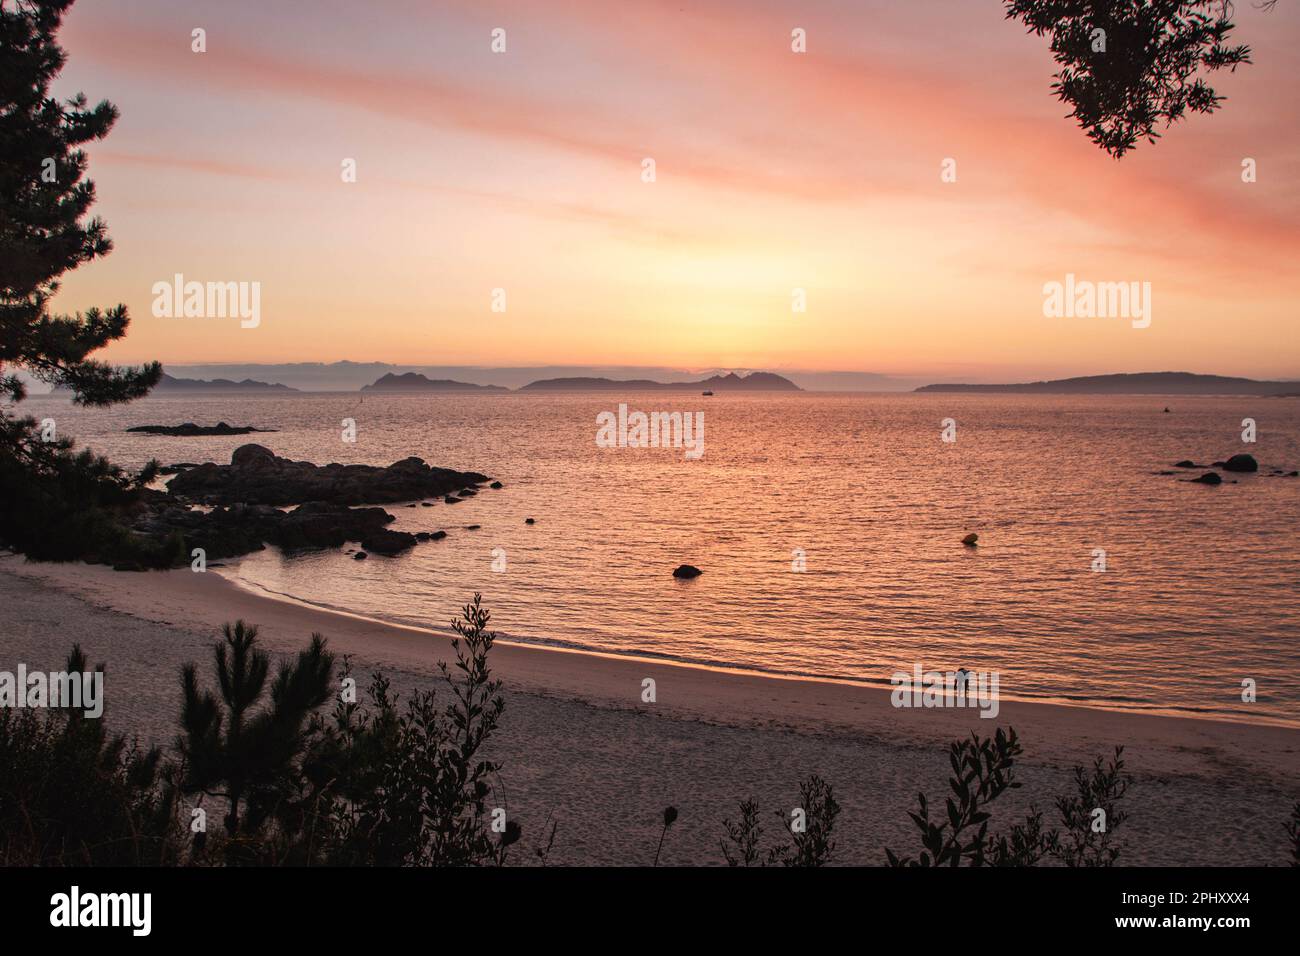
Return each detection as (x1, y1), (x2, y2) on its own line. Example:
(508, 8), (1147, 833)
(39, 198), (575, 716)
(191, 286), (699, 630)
(1222, 454), (1258, 473)
(167, 444), (489, 506)
(129, 497), (401, 560)
(99, 445), (503, 568)
(672, 564), (703, 579)
(127, 422), (275, 436)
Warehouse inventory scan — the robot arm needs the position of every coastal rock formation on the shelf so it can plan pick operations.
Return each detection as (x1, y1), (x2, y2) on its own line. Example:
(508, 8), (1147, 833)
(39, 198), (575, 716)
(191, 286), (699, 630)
(672, 564), (703, 579)
(168, 444), (489, 506)
(1190, 472), (1223, 485)
(962, 533), (979, 547)
(1222, 454), (1258, 473)
(129, 497), (401, 559)
(128, 422), (275, 436)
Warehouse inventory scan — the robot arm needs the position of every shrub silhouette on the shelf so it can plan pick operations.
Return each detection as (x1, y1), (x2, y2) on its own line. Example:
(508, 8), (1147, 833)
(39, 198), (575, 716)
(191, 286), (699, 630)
(0, 646), (180, 865)
(720, 775), (840, 867)
(293, 593), (509, 865)
(886, 727), (1024, 867)
(886, 728), (1133, 867)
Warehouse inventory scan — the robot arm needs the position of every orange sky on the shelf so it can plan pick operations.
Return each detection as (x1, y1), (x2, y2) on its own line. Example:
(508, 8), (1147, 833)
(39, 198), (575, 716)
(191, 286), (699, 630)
(48, 0), (1300, 380)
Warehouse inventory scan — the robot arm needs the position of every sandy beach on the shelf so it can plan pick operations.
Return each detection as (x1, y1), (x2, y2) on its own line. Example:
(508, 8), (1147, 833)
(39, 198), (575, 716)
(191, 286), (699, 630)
(1, 554), (1295, 866)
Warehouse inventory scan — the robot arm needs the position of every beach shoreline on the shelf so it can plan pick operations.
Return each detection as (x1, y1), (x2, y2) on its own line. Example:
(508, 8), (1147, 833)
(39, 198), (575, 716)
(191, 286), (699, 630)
(2, 555), (1296, 865)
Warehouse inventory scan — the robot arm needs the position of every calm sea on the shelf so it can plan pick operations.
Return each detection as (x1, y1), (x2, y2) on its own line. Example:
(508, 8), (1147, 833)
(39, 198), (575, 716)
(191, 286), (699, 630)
(28, 391), (1300, 726)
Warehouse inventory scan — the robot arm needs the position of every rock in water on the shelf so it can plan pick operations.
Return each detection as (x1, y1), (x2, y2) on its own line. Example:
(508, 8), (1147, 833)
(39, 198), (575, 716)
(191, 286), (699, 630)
(168, 444), (488, 506)
(1191, 472), (1223, 485)
(1174, 460), (1199, 468)
(127, 422), (275, 436)
(359, 528), (417, 555)
(354, 551), (368, 560)
(672, 564), (703, 579)
(1222, 454), (1258, 473)
(524, 518), (535, 525)
(962, 533), (978, 547)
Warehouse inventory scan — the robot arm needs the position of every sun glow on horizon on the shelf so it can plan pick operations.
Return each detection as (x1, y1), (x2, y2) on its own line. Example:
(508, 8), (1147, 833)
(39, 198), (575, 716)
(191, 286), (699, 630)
(42, 0), (1300, 381)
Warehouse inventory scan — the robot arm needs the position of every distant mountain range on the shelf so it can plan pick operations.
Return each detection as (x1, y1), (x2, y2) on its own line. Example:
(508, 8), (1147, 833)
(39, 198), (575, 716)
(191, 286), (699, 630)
(75, 362), (918, 392)
(37, 366), (1300, 397)
(361, 373), (507, 392)
(915, 372), (1300, 396)
(54, 373), (297, 394)
(153, 373), (297, 392)
(520, 372), (799, 392)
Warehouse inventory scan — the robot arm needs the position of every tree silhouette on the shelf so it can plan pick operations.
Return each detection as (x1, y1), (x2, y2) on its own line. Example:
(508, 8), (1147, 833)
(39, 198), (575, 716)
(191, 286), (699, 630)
(0, 0), (160, 405)
(1006, 0), (1254, 157)
(0, 0), (163, 565)
(175, 621), (335, 859)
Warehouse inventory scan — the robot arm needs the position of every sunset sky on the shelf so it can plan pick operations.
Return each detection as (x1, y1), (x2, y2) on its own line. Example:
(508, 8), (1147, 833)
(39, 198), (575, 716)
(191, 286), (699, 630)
(50, 0), (1300, 381)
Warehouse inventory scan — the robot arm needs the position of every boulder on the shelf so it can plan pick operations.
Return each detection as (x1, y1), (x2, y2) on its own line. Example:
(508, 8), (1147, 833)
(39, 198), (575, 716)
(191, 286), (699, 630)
(354, 551), (368, 560)
(489, 481), (503, 489)
(1222, 454), (1258, 473)
(1191, 472), (1222, 485)
(359, 528), (417, 555)
(672, 564), (703, 579)
(1173, 460), (1200, 468)
(961, 533), (978, 547)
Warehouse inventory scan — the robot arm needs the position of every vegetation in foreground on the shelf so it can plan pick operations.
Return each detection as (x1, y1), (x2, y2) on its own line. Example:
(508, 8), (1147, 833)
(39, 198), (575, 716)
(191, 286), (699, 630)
(8, 592), (1292, 868)
(0, 594), (513, 866)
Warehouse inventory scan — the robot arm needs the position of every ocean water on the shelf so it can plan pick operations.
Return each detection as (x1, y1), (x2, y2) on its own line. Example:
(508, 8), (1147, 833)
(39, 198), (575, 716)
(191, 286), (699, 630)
(28, 391), (1300, 726)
